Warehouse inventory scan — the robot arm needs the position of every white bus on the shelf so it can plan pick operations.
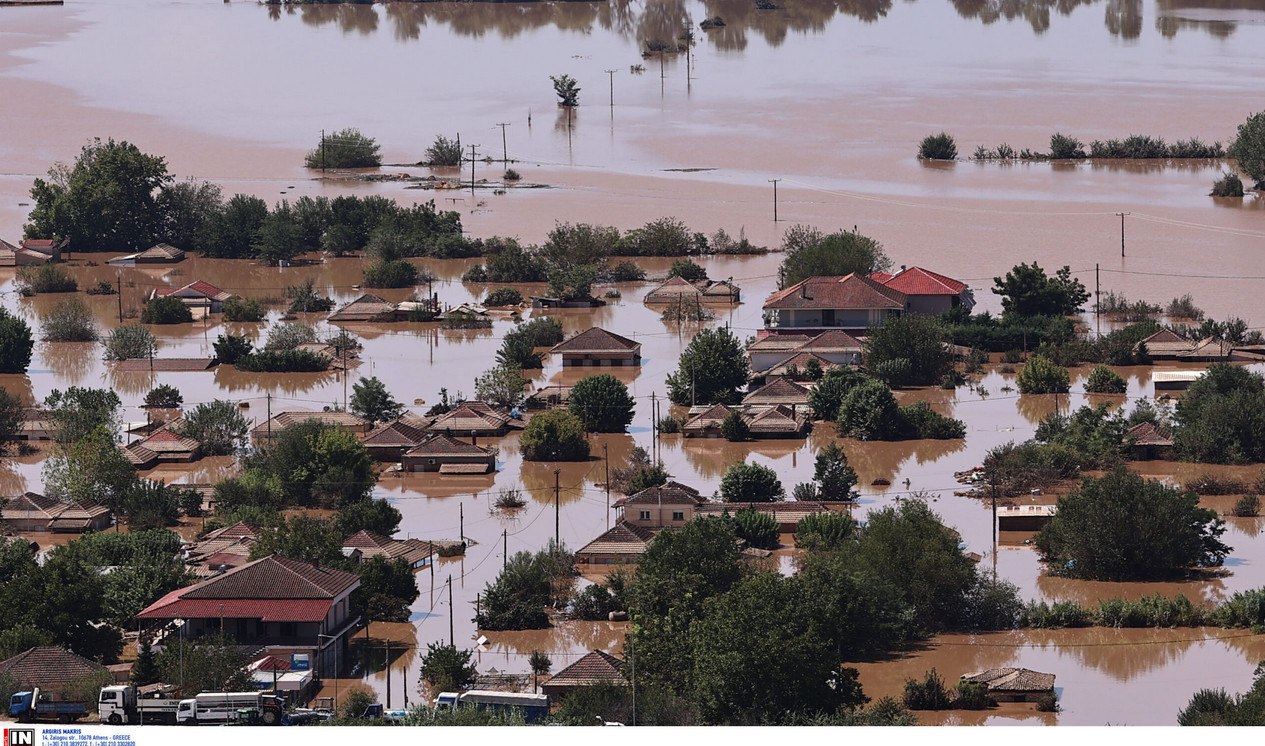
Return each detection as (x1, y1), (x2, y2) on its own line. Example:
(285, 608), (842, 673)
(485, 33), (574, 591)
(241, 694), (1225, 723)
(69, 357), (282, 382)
(175, 692), (286, 725)
(434, 690), (549, 723)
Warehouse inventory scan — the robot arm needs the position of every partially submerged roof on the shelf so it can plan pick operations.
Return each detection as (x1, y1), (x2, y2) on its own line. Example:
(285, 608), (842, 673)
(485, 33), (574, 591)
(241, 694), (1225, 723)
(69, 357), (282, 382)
(745, 404), (810, 434)
(362, 415), (430, 449)
(153, 279), (227, 301)
(329, 293), (397, 323)
(252, 410), (368, 438)
(682, 403), (733, 432)
(544, 650), (627, 689)
(426, 402), (516, 433)
(406, 433), (494, 458)
(615, 481), (705, 508)
(962, 667), (1055, 693)
(551, 327), (641, 354)
(742, 378), (811, 407)
(763, 352), (839, 377)
(1125, 421), (1174, 447)
(795, 329), (863, 353)
(575, 522), (656, 557)
(763, 273), (906, 311)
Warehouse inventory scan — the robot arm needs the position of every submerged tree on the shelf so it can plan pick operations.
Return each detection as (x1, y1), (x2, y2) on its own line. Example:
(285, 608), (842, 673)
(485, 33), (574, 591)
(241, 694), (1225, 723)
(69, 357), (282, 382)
(305, 128), (382, 169)
(551, 74), (581, 107)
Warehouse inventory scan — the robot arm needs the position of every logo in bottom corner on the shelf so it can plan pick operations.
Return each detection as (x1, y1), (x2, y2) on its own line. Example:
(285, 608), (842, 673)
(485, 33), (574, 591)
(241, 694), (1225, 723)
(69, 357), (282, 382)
(5, 728), (35, 746)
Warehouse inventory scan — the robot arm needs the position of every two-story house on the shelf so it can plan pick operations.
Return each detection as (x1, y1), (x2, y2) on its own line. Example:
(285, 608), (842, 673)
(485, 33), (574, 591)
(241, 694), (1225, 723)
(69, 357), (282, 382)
(136, 556), (360, 677)
(763, 273), (907, 334)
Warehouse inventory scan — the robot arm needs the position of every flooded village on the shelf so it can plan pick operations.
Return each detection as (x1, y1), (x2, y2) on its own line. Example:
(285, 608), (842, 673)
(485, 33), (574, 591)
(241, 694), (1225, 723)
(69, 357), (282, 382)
(3, 0), (1265, 731)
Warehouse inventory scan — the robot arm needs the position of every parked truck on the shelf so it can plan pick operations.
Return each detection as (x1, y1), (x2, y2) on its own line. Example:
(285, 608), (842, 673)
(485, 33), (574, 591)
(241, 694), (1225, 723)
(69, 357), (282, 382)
(98, 684), (184, 725)
(175, 691), (286, 726)
(434, 690), (549, 723)
(8, 688), (88, 723)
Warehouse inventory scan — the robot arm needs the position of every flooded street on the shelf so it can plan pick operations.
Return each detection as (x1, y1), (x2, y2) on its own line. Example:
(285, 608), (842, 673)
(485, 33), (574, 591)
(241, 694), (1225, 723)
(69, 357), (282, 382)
(2, 0), (1265, 726)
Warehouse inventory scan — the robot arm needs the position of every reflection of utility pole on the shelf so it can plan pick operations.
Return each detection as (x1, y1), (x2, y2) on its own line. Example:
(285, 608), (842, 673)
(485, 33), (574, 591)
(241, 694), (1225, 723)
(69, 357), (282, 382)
(603, 443), (611, 530)
(1116, 212), (1130, 257)
(604, 69), (617, 109)
(447, 576), (454, 646)
(495, 123), (510, 166)
(1095, 263), (1101, 338)
(467, 144), (480, 196)
(553, 469), (561, 546)
(769, 178), (781, 222)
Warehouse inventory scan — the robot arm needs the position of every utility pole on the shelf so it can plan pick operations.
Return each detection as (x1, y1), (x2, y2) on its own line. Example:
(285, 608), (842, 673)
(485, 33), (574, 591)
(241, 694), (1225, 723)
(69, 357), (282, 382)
(769, 178), (781, 222)
(467, 144), (480, 196)
(650, 392), (658, 463)
(503, 529), (507, 568)
(604, 69), (616, 109)
(384, 639), (391, 708)
(447, 576), (454, 646)
(495, 122), (510, 166)
(603, 443), (611, 530)
(459, 501), (464, 543)
(321, 129), (326, 172)
(266, 392), (272, 440)
(1116, 212), (1129, 257)
(116, 274), (123, 322)
(553, 469), (561, 547)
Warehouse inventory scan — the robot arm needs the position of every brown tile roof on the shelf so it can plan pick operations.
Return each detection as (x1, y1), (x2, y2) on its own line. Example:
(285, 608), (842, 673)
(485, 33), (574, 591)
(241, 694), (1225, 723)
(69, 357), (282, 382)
(745, 404), (810, 434)
(746, 334), (812, 353)
(154, 280), (227, 301)
(201, 521), (260, 542)
(1, 493), (109, 522)
(426, 402), (516, 434)
(180, 556), (359, 600)
(797, 329), (863, 353)
(1125, 421), (1174, 447)
(407, 433), (494, 458)
(114, 358), (217, 372)
(329, 293), (397, 323)
(700, 279), (740, 299)
(614, 482), (705, 508)
(682, 403), (733, 434)
(1179, 337), (1231, 360)
(763, 352), (840, 377)
(439, 463), (494, 474)
(0, 647), (108, 691)
(252, 411), (368, 438)
(544, 650), (627, 689)
(135, 428), (201, 454)
(742, 378), (811, 407)
(551, 327), (641, 354)
(763, 273), (906, 312)
(878, 266), (967, 295)
(342, 530), (434, 565)
(695, 501), (830, 525)
(140, 244), (187, 262)
(962, 667), (1055, 693)
(576, 522), (656, 557)
(362, 416), (430, 448)
(643, 275), (703, 303)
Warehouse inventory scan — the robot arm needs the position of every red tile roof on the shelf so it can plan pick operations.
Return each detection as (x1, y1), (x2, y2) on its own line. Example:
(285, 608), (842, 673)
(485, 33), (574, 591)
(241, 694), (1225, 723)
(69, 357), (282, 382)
(797, 330), (863, 352)
(764, 352), (839, 377)
(1126, 421), (1174, 447)
(742, 378), (811, 406)
(763, 273), (906, 311)
(877, 266), (967, 295)
(551, 327), (641, 354)
(614, 482), (704, 508)
(329, 293), (397, 323)
(138, 556), (358, 622)
(543, 650), (627, 689)
(406, 433), (494, 458)
(362, 417), (430, 448)
(575, 522), (656, 558)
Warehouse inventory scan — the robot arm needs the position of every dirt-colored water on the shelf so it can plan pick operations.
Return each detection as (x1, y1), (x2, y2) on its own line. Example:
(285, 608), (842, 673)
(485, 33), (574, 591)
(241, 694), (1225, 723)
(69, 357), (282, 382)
(2, 0), (1265, 725)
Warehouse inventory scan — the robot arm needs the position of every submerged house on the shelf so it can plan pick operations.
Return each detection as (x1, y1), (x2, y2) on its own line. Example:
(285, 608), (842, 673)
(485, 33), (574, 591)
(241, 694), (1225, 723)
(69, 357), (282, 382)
(1124, 421), (1174, 460)
(682, 403), (810, 439)
(110, 243), (185, 265)
(401, 433), (496, 475)
(328, 293), (398, 324)
(550, 327), (642, 367)
(148, 279), (231, 313)
(574, 522), (657, 565)
(0, 647), (109, 701)
(960, 668), (1056, 703)
(742, 378), (812, 409)
(184, 521), (259, 576)
(746, 329), (863, 376)
(1, 493), (112, 533)
(340, 530), (433, 570)
(871, 266), (974, 314)
(360, 414), (431, 461)
(614, 482), (706, 529)
(0, 237), (63, 266)
(122, 428), (202, 469)
(251, 411), (369, 445)
(763, 273), (907, 334)
(643, 276), (741, 304)
(541, 651), (627, 699)
(424, 402), (520, 437)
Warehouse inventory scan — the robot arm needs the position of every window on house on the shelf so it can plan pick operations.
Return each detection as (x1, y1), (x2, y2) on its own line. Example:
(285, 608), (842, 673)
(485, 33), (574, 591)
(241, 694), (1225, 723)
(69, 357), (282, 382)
(639, 510), (651, 521)
(672, 511), (685, 521)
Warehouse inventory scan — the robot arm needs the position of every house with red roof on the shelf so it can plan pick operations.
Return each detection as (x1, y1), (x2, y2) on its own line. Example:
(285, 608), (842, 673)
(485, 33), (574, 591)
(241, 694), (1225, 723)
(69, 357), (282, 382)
(874, 265), (975, 314)
(136, 556), (361, 677)
(763, 273), (907, 334)
(0, 237), (64, 266)
(147, 279), (232, 313)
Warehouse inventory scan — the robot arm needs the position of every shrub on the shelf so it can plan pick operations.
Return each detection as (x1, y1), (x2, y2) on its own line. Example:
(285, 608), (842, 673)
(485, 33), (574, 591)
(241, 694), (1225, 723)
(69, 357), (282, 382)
(1084, 365), (1126, 394)
(668, 259), (707, 282)
(777, 225), (889, 289)
(1211, 588), (1265, 628)
(1096, 594), (1207, 628)
(618, 217), (696, 257)
(16, 265), (77, 295)
(903, 669), (952, 710)
(265, 322), (317, 351)
(918, 133), (957, 160)
(1166, 294), (1204, 320)
(497, 330), (544, 369)
(305, 127), (382, 168)
(791, 482), (819, 501)
(419, 643), (477, 693)
(551, 74), (580, 107)
(1023, 600), (1092, 628)
(864, 314), (952, 387)
(212, 333), (253, 364)
(221, 296), (265, 322)
(1184, 474), (1248, 495)
(41, 297), (98, 342)
(1016, 354), (1070, 394)
(731, 508), (779, 549)
(656, 415), (681, 434)
(720, 409), (749, 441)
(718, 462), (783, 502)
(1036, 693), (1060, 713)
(503, 168), (521, 181)
(141, 295), (193, 324)
(285, 279), (334, 313)
(102, 325), (156, 361)
(1211, 172), (1245, 197)
(363, 259), (418, 288)
(515, 317), (565, 347)
(1049, 132), (1086, 159)
(234, 349), (330, 372)
(1230, 111), (1265, 185)
(900, 402), (967, 439)
(954, 680), (994, 710)
(606, 260), (645, 282)
(424, 135), (462, 167)
(1233, 494), (1261, 518)
(795, 511), (856, 552)
(483, 287), (523, 307)
(813, 442), (857, 500)
(808, 367), (871, 420)
(520, 409), (590, 461)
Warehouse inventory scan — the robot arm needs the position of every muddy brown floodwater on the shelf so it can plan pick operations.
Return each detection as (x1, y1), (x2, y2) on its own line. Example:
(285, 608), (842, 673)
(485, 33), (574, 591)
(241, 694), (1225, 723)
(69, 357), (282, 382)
(2, 0), (1265, 726)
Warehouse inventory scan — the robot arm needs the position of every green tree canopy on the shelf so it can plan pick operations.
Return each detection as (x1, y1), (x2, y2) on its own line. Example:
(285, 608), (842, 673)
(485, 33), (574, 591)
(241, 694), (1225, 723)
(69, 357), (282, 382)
(250, 420), (376, 507)
(1016, 354), (1071, 394)
(26, 138), (172, 252)
(176, 399), (250, 456)
(0, 308), (34, 374)
(520, 409), (590, 461)
(305, 128), (382, 169)
(350, 376), (404, 426)
(864, 314), (952, 387)
(1230, 111), (1265, 185)
(353, 556), (419, 622)
(814, 442), (858, 500)
(777, 225), (891, 289)
(568, 374), (635, 433)
(666, 327), (749, 405)
(1036, 468), (1229, 580)
(717, 462), (784, 502)
(1173, 363), (1265, 463)
(156, 634), (253, 695)
(992, 263), (1090, 317)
